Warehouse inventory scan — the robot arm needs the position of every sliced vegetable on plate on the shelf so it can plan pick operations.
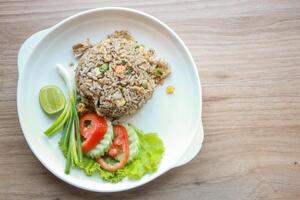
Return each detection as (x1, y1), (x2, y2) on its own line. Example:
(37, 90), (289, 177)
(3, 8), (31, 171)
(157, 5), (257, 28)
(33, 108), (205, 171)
(80, 112), (108, 153)
(97, 124), (129, 172)
(44, 64), (83, 173)
(39, 85), (66, 115)
(39, 63), (165, 183)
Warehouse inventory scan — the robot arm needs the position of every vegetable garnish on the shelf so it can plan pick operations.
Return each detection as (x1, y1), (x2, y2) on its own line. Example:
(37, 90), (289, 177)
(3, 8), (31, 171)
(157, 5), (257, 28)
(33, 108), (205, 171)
(86, 122), (114, 159)
(97, 124), (129, 172)
(44, 64), (83, 173)
(39, 85), (66, 115)
(79, 112), (108, 153)
(40, 64), (165, 182)
(76, 124), (164, 183)
(124, 124), (164, 180)
(126, 124), (139, 162)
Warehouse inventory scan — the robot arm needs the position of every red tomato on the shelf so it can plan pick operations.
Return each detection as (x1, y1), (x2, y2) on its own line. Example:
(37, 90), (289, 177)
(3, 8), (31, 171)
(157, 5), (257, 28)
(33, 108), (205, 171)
(79, 112), (108, 153)
(108, 148), (119, 157)
(97, 125), (129, 172)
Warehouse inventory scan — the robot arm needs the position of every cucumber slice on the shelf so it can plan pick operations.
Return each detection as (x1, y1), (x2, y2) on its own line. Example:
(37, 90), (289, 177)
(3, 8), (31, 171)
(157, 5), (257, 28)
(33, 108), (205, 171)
(126, 124), (140, 162)
(86, 121), (114, 159)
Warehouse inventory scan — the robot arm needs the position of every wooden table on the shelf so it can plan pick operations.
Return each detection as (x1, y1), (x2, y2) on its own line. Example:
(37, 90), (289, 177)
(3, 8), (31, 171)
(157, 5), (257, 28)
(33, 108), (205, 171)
(1, 0), (300, 199)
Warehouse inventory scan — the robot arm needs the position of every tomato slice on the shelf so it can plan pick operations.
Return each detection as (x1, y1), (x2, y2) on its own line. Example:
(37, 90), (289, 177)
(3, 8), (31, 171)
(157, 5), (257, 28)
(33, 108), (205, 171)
(79, 112), (108, 153)
(97, 125), (129, 172)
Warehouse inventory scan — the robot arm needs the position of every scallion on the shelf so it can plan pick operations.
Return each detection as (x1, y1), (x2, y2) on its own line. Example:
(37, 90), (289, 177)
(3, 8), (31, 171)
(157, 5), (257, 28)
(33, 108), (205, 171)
(44, 64), (83, 174)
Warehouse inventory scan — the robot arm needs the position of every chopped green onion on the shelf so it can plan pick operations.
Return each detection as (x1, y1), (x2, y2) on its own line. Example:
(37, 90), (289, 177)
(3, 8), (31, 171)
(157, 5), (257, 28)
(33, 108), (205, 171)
(44, 102), (70, 136)
(44, 64), (83, 174)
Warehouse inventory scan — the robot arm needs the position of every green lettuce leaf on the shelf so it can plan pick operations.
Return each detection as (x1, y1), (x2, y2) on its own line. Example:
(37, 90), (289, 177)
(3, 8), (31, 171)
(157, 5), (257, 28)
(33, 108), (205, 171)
(124, 125), (164, 180)
(99, 167), (126, 183)
(59, 124), (164, 183)
(75, 156), (125, 183)
(76, 156), (100, 176)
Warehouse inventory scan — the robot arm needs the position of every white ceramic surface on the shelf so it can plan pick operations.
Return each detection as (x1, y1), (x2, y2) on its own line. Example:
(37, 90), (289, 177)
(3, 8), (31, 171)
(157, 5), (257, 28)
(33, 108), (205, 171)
(17, 7), (204, 192)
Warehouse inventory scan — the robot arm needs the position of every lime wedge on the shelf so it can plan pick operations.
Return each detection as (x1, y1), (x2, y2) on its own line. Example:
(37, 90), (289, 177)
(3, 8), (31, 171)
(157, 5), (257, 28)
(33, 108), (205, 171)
(39, 85), (66, 115)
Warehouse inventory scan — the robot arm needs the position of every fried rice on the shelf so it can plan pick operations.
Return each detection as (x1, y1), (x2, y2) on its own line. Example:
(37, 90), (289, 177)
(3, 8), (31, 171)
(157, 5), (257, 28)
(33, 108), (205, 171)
(74, 30), (170, 119)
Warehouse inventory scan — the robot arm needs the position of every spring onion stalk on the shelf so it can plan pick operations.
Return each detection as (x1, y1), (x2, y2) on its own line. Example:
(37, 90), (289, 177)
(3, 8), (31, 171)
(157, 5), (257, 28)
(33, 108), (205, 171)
(44, 64), (82, 174)
(44, 102), (70, 136)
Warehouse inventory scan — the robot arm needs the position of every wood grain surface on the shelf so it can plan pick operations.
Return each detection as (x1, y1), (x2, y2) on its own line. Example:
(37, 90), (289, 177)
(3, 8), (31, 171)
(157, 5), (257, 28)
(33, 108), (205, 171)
(1, 0), (300, 199)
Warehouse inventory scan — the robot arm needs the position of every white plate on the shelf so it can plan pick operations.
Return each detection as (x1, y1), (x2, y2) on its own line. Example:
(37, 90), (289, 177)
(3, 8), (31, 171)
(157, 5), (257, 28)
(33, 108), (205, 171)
(17, 7), (204, 192)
